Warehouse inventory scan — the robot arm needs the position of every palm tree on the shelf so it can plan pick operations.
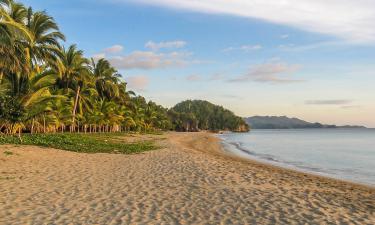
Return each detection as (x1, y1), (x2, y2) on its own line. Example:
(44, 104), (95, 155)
(0, 0), (65, 136)
(24, 7), (65, 72)
(52, 45), (91, 131)
(1, 0), (174, 135)
(90, 58), (121, 100)
(0, 68), (56, 135)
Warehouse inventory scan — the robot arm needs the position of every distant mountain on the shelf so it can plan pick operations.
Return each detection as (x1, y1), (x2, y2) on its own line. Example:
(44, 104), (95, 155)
(245, 116), (366, 129)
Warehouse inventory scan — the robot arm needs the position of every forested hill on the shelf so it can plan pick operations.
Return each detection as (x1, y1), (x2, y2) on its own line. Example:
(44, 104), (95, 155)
(245, 116), (366, 129)
(168, 100), (249, 132)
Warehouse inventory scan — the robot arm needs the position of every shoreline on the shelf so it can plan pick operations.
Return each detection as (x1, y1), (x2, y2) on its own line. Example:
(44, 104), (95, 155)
(213, 133), (375, 190)
(1, 132), (374, 224)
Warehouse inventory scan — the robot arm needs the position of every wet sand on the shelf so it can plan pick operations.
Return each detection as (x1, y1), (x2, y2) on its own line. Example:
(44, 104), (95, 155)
(0, 132), (374, 224)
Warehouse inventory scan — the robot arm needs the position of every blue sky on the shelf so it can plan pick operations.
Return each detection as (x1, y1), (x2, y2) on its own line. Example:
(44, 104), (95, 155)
(24, 0), (375, 127)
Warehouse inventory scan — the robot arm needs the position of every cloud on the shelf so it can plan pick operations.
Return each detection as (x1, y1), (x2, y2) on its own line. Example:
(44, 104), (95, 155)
(186, 74), (201, 81)
(104, 45), (124, 54)
(126, 75), (150, 91)
(279, 41), (350, 52)
(92, 42), (195, 70)
(209, 72), (226, 81)
(92, 53), (106, 60)
(341, 105), (362, 109)
(305, 100), (353, 105)
(91, 45), (124, 60)
(280, 34), (289, 39)
(130, 0), (375, 43)
(145, 40), (187, 51)
(109, 51), (192, 70)
(223, 44), (262, 52)
(229, 62), (303, 83)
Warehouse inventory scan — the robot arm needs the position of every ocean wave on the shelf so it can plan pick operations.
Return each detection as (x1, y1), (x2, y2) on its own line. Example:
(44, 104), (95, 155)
(219, 131), (375, 186)
(224, 140), (333, 175)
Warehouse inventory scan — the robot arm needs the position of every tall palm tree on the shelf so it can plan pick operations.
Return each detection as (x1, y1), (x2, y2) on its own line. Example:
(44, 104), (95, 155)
(24, 7), (65, 72)
(90, 58), (121, 100)
(52, 45), (91, 131)
(1, 0), (174, 135)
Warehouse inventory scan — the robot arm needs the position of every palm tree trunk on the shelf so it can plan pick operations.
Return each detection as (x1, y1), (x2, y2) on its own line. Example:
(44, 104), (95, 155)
(72, 86), (80, 132)
(31, 118), (35, 134)
(43, 115), (46, 133)
(18, 126), (23, 143)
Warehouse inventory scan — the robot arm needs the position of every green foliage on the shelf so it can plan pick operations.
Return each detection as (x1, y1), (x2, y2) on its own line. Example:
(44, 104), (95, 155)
(0, 1), (244, 140)
(0, 95), (26, 123)
(169, 100), (249, 132)
(3, 151), (13, 156)
(0, 0), (170, 135)
(0, 133), (158, 154)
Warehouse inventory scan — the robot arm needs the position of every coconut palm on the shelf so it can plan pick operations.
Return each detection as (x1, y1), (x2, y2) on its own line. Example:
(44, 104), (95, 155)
(1, 0), (173, 135)
(51, 44), (91, 131)
(90, 58), (121, 100)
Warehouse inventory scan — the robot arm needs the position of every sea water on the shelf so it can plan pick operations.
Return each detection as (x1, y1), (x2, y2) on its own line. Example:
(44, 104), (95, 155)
(219, 129), (375, 186)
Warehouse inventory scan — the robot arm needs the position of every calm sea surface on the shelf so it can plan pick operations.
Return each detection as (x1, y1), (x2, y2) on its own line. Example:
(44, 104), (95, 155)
(219, 129), (375, 186)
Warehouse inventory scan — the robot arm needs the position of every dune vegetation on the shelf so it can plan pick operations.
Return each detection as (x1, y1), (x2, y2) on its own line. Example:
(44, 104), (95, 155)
(0, 133), (158, 154)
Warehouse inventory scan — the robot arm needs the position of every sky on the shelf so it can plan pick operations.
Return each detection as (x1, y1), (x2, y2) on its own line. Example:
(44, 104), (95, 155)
(24, 0), (375, 127)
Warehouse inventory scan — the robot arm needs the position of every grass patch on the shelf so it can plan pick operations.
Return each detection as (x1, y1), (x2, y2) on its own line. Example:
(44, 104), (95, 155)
(3, 151), (14, 156)
(0, 133), (159, 154)
(0, 177), (16, 180)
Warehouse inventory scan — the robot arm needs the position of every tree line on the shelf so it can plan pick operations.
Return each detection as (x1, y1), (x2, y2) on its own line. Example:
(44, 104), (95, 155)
(0, 0), (171, 136)
(0, 0), (248, 138)
(168, 100), (249, 132)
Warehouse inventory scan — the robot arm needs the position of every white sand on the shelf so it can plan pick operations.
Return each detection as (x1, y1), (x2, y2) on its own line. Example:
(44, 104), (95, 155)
(0, 132), (374, 224)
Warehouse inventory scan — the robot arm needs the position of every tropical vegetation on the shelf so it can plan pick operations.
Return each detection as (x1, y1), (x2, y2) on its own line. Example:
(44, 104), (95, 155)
(0, 0), (248, 145)
(0, 0), (171, 139)
(168, 100), (249, 132)
(0, 133), (158, 154)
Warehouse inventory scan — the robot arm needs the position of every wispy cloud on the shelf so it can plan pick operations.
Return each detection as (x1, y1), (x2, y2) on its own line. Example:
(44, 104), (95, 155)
(223, 44), (262, 52)
(280, 34), (289, 39)
(125, 75), (150, 91)
(129, 0), (375, 43)
(305, 100), (353, 105)
(92, 45), (124, 60)
(110, 51), (192, 70)
(145, 40), (187, 51)
(229, 62), (303, 84)
(341, 105), (362, 109)
(92, 53), (106, 60)
(104, 44), (124, 54)
(93, 42), (195, 70)
(209, 72), (226, 81)
(186, 74), (202, 81)
(279, 41), (351, 52)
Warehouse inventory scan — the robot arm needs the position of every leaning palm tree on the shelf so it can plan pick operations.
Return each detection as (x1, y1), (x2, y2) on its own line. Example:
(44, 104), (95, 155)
(52, 45), (91, 131)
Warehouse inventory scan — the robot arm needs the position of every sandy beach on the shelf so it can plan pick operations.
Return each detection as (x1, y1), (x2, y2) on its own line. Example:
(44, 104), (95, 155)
(0, 132), (374, 224)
